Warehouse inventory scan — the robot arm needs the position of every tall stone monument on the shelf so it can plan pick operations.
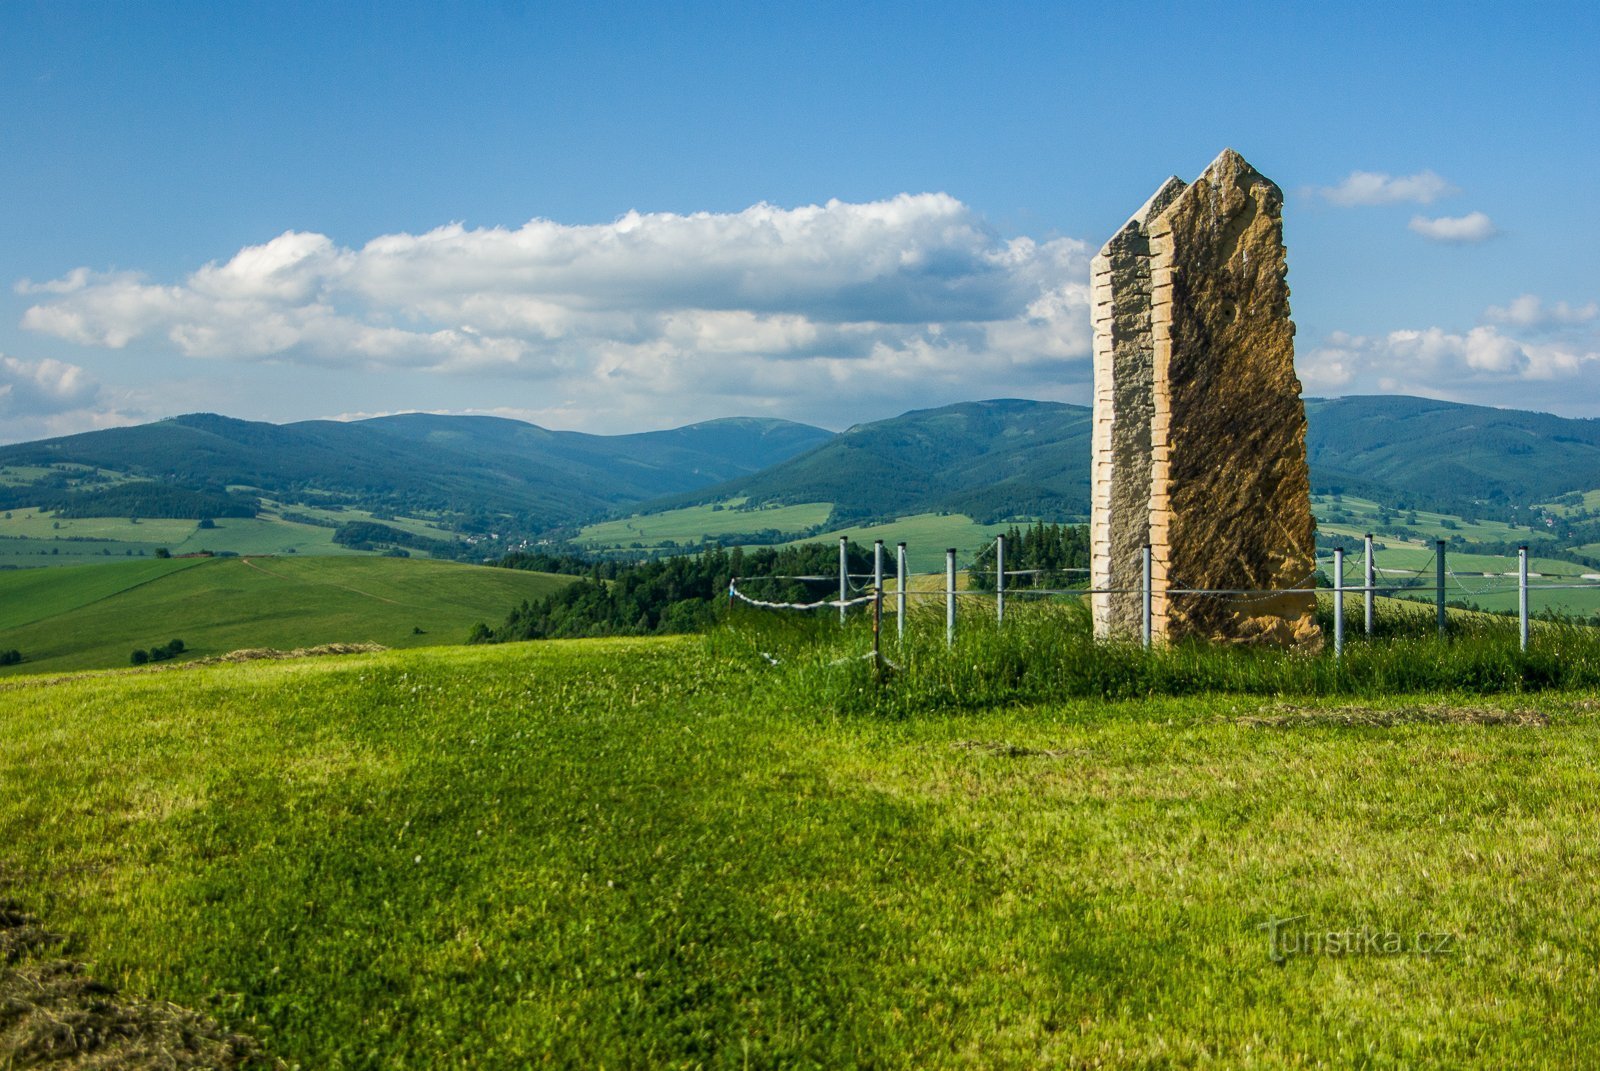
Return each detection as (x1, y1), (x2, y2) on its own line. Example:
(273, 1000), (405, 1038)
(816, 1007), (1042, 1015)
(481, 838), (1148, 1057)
(1090, 176), (1185, 637)
(1091, 148), (1320, 650)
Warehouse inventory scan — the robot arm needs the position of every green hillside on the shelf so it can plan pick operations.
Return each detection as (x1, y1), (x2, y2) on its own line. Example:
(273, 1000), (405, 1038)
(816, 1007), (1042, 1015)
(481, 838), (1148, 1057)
(655, 398), (1095, 523)
(0, 411), (830, 532)
(4, 628), (1600, 1066)
(0, 502), (459, 568)
(0, 556), (574, 674)
(1305, 395), (1600, 506)
(637, 396), (1600, 530)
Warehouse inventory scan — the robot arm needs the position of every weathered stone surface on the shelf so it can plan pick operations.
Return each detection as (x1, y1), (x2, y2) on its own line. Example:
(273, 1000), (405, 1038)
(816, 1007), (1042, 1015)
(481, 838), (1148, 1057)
(1146, 148), (1320, 650)
(1090, 177), (1185, 638)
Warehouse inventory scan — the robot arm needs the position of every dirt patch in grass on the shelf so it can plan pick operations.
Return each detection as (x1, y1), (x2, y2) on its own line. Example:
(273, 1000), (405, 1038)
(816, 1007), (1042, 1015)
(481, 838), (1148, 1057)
(1241, 705), (1550, 729)
(188, 641), (387, 665)
(0, 898), (270, 1069)
(950, 739), (1082, 759)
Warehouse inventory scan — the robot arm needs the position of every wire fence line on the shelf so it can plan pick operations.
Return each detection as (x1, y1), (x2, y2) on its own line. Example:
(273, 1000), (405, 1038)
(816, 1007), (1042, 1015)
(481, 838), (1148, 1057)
(727, 534), (1600, 658)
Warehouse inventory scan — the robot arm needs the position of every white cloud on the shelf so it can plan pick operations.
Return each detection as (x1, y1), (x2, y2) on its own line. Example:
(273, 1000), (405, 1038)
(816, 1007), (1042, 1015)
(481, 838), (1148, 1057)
(1408, 211), (1498, 243)
(1301, 321), (1600, 415)
(1483, 294), (1598, 328)
(1316, 170), (1457, 207)
(17, 196), (1094, 428)
(0, 354), (140, 443)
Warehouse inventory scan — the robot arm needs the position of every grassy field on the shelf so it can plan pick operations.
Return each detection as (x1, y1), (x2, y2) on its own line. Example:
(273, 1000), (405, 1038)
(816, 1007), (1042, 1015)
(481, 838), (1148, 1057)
(1327, 543), (1600, 618)
(1536, 488), (1600, 517)
(3, 616), (1600, 1067)
(0, 556), (574, 674)
(792, 512), (1019, 574)
(576, 500), (834, 550)
(0, 502), (462, 570)
(1312, 493), (1537, 545)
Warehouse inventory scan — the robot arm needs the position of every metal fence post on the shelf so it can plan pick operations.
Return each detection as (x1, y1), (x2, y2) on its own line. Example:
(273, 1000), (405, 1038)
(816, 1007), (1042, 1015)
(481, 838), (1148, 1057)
(1333, 547), (1345, 661)
(1519, 544), (1529, 652)
(873, 539), (884, 602)
(1141, 545), (1152, 650)
(946, 547), (957, 647)
(839, 536), (848, 625)
(1363, 532), (1375, 636)
(896, 542), (907, 642)
(1436, 539), (1447, 639)
(996, 534), (1006, 624)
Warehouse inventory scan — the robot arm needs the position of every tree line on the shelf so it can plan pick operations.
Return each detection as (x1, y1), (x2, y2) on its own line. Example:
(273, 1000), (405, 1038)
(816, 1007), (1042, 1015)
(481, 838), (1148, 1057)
(476, 542), (878, 642)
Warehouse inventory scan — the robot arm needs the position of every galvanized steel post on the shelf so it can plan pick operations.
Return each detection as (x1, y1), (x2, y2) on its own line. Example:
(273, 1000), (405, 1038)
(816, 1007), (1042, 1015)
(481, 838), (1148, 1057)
(839, 536), (848, 625)
(946, 547), (957, 647)
(896, 542), (907, 642)
(1436, 540), (1447, 639)
(1363, 533), (1375, 636)
(1333, 547), (1345, 660)
(995, 534), (1006, 624)
(1519, 545), (1529, 652)
(1141, 545), (1152, 649)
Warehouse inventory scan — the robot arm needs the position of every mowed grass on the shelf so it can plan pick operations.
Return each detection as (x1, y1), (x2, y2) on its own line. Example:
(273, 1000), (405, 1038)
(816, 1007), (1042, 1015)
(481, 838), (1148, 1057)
(577, 500), (834, 549)
(3, 633), (1600, 1067)
(0, 556), (574, 674)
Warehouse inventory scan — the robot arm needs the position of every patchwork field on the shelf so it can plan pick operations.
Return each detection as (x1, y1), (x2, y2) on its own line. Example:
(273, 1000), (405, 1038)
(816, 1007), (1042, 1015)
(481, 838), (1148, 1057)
(1311, 493), (1539, 545)
(0, 502), (462, 569)
(576, 499), (834, 549)
(3, 623), (1600, 1067)
(0, 556), (574, 674)
(578, 500), (1026, 574)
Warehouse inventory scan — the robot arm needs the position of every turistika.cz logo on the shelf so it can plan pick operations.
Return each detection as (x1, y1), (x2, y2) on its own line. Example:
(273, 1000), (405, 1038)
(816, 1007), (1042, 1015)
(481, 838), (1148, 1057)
(1258, 915), (1458, 964)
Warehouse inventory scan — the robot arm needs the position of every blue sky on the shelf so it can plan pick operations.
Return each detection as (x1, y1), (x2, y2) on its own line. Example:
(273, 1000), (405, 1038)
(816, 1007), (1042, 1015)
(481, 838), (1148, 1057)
(2, 1), (1597, 441)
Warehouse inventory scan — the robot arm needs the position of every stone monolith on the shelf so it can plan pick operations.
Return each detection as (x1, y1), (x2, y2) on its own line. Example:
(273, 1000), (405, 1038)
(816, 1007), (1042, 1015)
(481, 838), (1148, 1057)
(1090, 176), (1185, 637)
(1090, 148), (1320, 651)
(1147, 149), (1319, 649)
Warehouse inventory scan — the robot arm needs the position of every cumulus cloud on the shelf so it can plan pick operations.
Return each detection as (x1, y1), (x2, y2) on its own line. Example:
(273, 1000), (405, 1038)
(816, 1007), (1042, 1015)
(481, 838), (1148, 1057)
(1316, 170), (1457, 207)
(1301, 319), (1600, 415)
(1408, 211), (1498, 243)
(0, 354), (139, 443)
(1483, 294), (1598, 329)
(16, 196), (1094, 427)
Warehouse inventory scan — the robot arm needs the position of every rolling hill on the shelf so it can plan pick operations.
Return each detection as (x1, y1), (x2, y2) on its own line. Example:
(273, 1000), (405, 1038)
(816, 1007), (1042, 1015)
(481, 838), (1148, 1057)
(653, 398), (1096, 523)
(0, 555), (576, 674)
(0, 412), (831, 530)
(642, 395), (1600, 525)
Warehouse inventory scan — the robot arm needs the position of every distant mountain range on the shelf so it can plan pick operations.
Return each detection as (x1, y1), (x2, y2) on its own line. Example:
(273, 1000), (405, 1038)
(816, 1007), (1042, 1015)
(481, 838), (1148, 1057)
(2, 395), (1598, 536)
(653, 394), (1600, 523)
(0, 412), (832, 528)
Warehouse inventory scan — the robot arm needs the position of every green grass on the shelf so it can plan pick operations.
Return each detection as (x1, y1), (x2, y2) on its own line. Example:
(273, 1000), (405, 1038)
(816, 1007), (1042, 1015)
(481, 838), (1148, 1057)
(578, 504), (1029, 573)
(0, 465), (64, 486)
(258, 499), (458, 542)
(0, 556), (574, 674)
(1312, 493), (1536, 544)
(3, 623), (1600, 1067)
(0, 504), (462, 570)
(0, 507), (198, 542)
(577, 500), (834, 549)
(0, 556), (207, 631)
(1536, 489), (1600, 517)
(788, 512), (1018, 573)
(1331, 544), (1600, 617)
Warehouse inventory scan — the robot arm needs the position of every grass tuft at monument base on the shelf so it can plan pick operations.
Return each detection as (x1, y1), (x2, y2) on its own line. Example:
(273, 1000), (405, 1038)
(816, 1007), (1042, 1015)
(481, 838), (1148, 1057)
(3, 626), (1599, 1067)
